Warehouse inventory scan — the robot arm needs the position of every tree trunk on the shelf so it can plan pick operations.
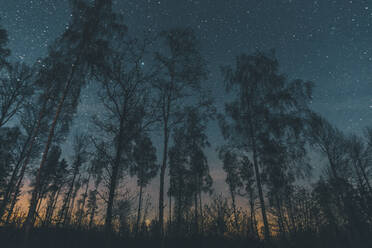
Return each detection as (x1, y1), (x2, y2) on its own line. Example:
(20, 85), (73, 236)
(275, 195), (286, 236)
(59, 166), (78, 225)
(199, 191), (204, 236)
(158, 120), (169, 238)
(246, 100), (270, 240)
(0, 135), (30, 220)
(194, 191), (198, 235)
(248, 115), (270, 240)
(44, 187), (61, 226)
(0, 97), (48, 221)
(251, 143), (270, 240)
(66, 174), (81, 226)
(286, 195), (297, 233)
(89, 200), (96, 229)
(135, 184), (143, 236)
(168, 191), (172, 231)
(104, 118), (125, 247)
(23, 63), (77, 247)
(230, 189), (239, 232)
(176, 174), (183, 236)
(77, 173), (91, 228)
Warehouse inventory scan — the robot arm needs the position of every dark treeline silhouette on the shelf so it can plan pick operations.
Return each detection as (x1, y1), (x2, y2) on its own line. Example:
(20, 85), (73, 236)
(0, 1), (371, 248)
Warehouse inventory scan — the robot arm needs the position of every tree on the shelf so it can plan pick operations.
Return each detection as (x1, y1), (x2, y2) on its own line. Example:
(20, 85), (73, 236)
(219, 148), (258, 236)
(0, 62), (34, 128)
(308, 113), (366, 245)
(23, 0), (126, 240)
(168, 107), (213, 235)
(239, 157), (259, 237)
(347, 132), (372, 199)
(58, 134), (89, 226)
(43, 158), (69, 226)
(29, 146), (62, 223)
(91, 36), (154, 244)
(153, 27), (208, 237)
(220, 50), (313, 240)
(0, 100), (50, 222)
(0, 127), (22, 201)
(86, 144), (108, 229)
(219, 148), (243, 232)
(130, 134), (158, 236)
(75, 161), (94, 228)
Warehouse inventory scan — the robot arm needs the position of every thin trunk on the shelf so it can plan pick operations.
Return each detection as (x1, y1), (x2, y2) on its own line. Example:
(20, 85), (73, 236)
(135, 184), (143, 236)
(246, 99), (270, 240)
(5, 189), (21, 225)
(45, 187), (61, 226)
(89, 200), (96, 229)
(35, 197), (44, 223)
(159, 90), (171, 240)
(251, 141), (270, 239)
(194, 192), (198, 235)
(59, 167), (78, 225)
(168, 191), (172, 229)
(142, 197), (150, 232)
(199, 191), (204, 236)
(249, 199), (255, 236)
(275, 196), (286, 236)
(44, 191), (56, 226)
(159, 120), (169, 238)
(77, 174), (91, 228)
(66, 174), (81, 226)
(176, 175), (182, 235)
(230, 189), (239, 232)
(105, 117), (125, 247)
(286, 196), (297, 233)
(0, 98), (47, 220)
(0, 137), (30, 220)
(23, 63), (77, 245)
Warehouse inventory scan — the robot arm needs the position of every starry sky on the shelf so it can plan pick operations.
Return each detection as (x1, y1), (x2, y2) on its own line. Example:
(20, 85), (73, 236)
(1, 0), (372, 203)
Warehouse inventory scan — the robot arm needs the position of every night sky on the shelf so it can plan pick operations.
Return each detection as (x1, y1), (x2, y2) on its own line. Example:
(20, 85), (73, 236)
(1, 0), (372, 203)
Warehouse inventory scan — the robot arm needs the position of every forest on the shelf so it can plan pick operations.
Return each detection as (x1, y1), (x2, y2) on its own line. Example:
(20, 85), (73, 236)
(0, 1), (371, 248)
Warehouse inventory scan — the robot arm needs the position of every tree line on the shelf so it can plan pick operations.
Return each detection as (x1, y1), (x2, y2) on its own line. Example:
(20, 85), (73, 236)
(0, 1), (371, 248)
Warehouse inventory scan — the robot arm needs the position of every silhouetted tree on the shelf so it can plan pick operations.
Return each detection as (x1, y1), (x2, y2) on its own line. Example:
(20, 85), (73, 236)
(43, 158), (69, 226)
(153, 27), (208, 238)
(0, 127), (23, 203)
(239, 157), (259, 237)
(346, 132), (372, 219)
(1, 100), (50, 222)
(219, 148), (243, 232)
(92, 37), (154, 244)
(130, 134), (158, 236)
(58, 134), (89, 226)
(308, 113), (367, 246)
(220, 50), (313, 240)
(24, 0), (126, 240)
(30, 146), (63, 223)
(0, 62), (34, 128)
(75, 161), (94, 228)
(168, 107), (213, 235)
